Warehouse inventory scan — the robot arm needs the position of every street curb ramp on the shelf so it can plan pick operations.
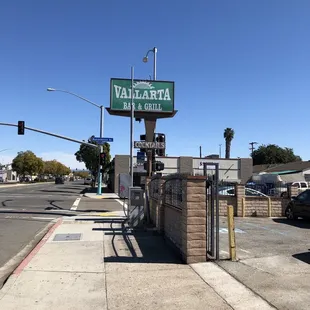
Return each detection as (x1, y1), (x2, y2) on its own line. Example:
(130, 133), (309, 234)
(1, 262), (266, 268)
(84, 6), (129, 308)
(0, 220), (56, 290)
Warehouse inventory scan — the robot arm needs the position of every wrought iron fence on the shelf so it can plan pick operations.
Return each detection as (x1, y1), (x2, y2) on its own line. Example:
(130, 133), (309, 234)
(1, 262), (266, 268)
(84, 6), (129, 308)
(216, 180), (308, 197)
(149, 176), (161, 200)
(245, 180), (307, 197)
(163, 175), (184, 209)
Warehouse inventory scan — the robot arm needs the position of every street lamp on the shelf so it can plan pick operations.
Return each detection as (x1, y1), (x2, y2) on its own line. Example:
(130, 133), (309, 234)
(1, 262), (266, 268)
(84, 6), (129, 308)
(0, 148), (11, 153)
(47, 87), (104, 195)
(143, 47), (158, 177)
(143, 47), (157, 80)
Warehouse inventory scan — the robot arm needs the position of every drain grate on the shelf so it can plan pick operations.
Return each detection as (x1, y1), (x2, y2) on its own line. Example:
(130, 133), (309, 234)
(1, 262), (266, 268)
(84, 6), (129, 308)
(53, 233), (82, 241)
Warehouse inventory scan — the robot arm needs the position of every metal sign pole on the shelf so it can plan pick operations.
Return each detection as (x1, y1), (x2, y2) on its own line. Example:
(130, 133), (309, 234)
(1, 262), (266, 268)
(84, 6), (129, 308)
(215, 163), (220, 260)
(130, 66), (134, 188)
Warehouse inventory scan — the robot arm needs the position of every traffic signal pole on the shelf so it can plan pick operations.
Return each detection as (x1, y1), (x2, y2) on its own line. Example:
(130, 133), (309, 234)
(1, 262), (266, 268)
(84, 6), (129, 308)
(0, 122), (99, 149)
(97, 106), (104, 195)
(144, 118), (156, 177)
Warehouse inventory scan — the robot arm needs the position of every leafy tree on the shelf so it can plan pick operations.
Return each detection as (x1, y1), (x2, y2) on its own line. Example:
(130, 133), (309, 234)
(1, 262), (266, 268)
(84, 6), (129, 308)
(75, 137), (111, 178)
(252, 144), (302, 165)
(224, 128), (235, 159)
(44, 160), (70, 176)
(44, 160), (58, 175)
(73, 171), (89, 179)
(12, 151), (44, 176)
(55, 161), (70, 175)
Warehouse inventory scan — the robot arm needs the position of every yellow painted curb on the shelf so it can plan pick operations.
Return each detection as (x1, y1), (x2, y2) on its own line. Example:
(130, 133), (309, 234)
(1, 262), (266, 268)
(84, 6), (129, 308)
(80, 212), (119, 217)
(97, 212), (118, 216)
(84, 195), (115, 199)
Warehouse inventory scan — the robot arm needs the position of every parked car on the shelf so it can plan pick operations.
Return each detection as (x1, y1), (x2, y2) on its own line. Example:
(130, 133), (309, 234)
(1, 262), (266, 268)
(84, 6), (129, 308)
(285, 189), (310, 220)
(218, 186), (268, 197)
(270, 181), (309, 197)
(55, 177), (64, 184)
(20, 177), (30, 182)
(84, 177), (92, 185)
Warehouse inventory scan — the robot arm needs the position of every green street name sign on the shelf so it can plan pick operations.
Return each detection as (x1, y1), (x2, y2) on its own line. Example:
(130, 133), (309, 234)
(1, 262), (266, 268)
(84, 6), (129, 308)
(110, 79), (174, 113)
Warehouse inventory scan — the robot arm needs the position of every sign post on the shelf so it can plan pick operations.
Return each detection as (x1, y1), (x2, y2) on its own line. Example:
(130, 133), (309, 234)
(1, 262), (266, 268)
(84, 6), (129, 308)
(134, 141), (165, 149)
(110, 79), (174, 114)
(107, 76), (177, 178)
(91, 137), (114, 144)
(137, 151), (145, 165)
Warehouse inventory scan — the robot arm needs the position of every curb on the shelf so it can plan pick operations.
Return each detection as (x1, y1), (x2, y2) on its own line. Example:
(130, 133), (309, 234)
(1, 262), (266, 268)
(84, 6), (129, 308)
(0, 219), (57, 290)
(83, 194), (104, 199)
(83, 194), (120, 199)
(0, 182), (54, 189)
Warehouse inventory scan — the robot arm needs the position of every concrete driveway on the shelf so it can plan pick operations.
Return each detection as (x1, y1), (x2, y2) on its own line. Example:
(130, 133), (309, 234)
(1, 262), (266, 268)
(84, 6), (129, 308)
(219, 216), (310, 310)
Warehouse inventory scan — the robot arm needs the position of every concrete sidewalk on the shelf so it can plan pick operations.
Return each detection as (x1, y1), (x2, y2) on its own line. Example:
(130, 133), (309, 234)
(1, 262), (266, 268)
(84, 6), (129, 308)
(0, 216), (275, 310)
(83, 192), (120, 199)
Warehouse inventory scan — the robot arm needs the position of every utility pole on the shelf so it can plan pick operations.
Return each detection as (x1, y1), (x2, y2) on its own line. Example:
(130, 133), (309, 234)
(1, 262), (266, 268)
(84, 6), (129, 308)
(249, 142), (258, 155)
(130, 66), (134, 187)
(199, 146), (202, 158)
(219, 144), (222, 158)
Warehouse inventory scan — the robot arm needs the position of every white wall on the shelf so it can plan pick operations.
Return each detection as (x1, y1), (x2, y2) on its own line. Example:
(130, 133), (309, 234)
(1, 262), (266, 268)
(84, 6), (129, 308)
(132, 156), (178, 175)
(131, 156), (241, 181)
(192, 158), (240, 182)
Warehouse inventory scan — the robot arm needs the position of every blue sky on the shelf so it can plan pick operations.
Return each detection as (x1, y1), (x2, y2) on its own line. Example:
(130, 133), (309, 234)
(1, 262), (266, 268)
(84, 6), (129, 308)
(1, 0), (310, 169)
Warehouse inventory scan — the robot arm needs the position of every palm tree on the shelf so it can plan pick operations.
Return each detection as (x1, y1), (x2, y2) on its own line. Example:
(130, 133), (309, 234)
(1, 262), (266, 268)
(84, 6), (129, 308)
(224, 128), (235, 159)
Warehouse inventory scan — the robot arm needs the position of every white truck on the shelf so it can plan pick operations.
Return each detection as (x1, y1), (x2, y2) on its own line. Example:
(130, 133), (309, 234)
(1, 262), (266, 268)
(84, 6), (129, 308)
(251, 174), (309, 197)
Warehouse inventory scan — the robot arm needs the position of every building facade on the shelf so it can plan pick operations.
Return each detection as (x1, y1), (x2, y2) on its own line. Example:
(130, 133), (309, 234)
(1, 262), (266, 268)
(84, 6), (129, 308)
(111, 155), (253, 195)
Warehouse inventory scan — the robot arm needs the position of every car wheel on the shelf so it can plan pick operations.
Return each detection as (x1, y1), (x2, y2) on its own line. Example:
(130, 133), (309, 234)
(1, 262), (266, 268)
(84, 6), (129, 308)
(285, 206), (297, 220)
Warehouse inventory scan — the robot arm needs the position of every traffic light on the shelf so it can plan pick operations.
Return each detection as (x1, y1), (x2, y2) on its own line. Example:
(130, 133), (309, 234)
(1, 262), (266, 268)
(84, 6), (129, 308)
(140, 134), (146, 153)
(155, 161), (164, 171)
(17, 121), (25, 135)
(155, 134), (165, 156)
(100, 152), (106, 166)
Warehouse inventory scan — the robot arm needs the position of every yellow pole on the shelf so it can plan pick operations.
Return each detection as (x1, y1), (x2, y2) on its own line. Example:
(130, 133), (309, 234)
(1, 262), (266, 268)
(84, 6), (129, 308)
(268, 197), (271, 217)
(242, 197), (245, 217)
(227, 205), (236, 261)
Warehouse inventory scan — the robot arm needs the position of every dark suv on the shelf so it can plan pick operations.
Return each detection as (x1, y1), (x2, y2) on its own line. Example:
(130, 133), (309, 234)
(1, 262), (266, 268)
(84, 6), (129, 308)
(55, 177), (64, 184)
(285, 189), (310, 220)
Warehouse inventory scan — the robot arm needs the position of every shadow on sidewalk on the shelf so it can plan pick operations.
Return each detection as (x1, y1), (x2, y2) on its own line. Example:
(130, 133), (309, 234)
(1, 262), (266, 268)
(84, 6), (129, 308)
(0, 210), (75, 217)
(93, 219), (182, 264)
(273, 218), (310, 229)
(80, 187), (113, 195)
(292, 250), (310, 264)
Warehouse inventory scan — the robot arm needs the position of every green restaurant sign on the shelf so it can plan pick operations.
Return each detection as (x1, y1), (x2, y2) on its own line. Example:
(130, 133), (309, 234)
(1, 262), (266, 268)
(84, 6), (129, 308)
(110, 79), (174, 113)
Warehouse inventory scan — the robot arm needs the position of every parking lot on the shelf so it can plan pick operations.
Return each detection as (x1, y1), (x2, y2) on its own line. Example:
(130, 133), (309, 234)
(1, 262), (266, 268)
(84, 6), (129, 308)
(218, 216), (310, 310)
(220, 216), (310, 262)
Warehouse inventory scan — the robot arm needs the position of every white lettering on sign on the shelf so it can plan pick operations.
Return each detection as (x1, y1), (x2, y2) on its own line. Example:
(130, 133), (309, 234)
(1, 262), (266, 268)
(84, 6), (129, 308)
(114, 85), (171, 101)
(122, 102), (162, 111)
(144, 103), (162, 111)
(134, 141), (165, 149)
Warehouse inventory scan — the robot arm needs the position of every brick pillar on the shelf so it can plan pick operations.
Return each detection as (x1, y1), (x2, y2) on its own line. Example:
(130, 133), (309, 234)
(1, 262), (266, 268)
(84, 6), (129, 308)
(181, 176), (206, 264)
(235, 184), (245, 216)
(288, 184), (298, 198)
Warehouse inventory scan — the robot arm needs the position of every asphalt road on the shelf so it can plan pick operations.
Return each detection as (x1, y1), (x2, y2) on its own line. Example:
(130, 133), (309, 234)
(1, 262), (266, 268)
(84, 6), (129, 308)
(0, 181), (123, 270)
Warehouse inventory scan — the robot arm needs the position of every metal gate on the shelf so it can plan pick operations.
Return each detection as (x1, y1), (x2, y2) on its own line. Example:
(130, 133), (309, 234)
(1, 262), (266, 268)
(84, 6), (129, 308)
(203, 163), (220, 260)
